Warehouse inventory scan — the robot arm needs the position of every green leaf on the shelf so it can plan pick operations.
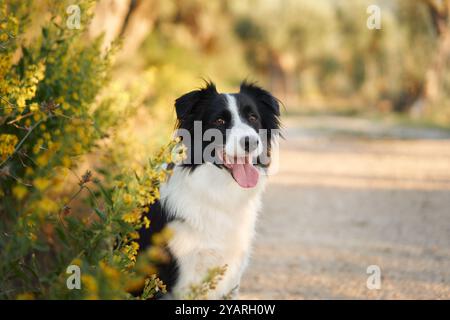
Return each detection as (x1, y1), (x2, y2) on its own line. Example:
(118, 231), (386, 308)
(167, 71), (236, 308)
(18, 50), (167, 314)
(42, 27), (48, 39)
(94, 208), (107, 222)
(55, 226), (68, 245)
(33, 241), (49, 252)
(97, 182), (113, 207)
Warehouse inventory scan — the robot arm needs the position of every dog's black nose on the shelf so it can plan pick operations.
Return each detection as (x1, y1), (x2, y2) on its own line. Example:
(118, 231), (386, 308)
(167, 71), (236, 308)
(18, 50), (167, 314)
(241, 136), (259, 152)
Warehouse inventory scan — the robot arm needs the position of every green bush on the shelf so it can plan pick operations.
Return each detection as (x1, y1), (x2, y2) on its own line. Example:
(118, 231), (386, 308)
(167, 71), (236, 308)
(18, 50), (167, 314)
(0, 0), (175, 299)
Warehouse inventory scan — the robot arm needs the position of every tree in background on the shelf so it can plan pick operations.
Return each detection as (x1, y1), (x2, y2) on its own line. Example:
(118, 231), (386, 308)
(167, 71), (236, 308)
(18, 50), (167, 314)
(412, 0), (450, 117)
(86, 0), (450, 122)
(231, 0), (449, 121)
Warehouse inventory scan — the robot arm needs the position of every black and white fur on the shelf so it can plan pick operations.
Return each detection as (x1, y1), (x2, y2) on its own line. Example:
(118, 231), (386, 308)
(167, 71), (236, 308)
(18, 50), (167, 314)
(138, 81), (280, 299)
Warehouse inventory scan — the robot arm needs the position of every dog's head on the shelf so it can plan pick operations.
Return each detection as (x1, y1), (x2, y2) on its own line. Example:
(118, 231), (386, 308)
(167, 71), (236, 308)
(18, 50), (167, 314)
(174, 81), (281, 188)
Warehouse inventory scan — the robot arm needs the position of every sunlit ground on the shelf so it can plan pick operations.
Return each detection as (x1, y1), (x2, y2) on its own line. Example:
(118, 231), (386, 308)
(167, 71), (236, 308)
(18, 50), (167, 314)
(240, 115), (450, 299)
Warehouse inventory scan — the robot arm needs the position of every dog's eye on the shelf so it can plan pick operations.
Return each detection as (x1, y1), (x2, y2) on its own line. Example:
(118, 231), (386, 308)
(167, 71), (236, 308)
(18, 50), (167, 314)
(213, 118), (226, 126)
(248, 113), (258, 123)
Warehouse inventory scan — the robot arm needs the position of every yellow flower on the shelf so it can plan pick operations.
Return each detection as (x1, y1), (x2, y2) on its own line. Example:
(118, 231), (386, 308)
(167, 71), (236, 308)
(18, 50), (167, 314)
(28, 232), (37, 242)
(122, 209), (141, 224)
(16, 96), (26, 111)
(72, 142), (83, 154)
(123, 193), (133, 205)
(33, 112), (41, 121)
(71, 258), (82, 266)
(61, 156), (71, 168)
(122, 241), (140, 263)
(129, 231), (140, 240)
(25, 167), (34, 176)
(151, 233), (164, 246)
(131, 241), (139, 251)
(147, 246), (169, 262)
(161, 226), (174, 240)
(82, 275), (98, 293)
(0, 134), (18, 161)
(99, 261), (120, 281)
(125, 278), (146, 292)
(29, 102), (39, 112)
(137, 263), (157, 276)
(143, 216), (150, 229)
(0, 33), (9, 42)
(16, 292), (35, 300)
(35, 197), (58, 215)
(12, 185), (28, 200)
(55, 97), (65, 104)
(36, 153), (49, 166)
(116, 181), (126, 188)
(34, 177), (50, 191)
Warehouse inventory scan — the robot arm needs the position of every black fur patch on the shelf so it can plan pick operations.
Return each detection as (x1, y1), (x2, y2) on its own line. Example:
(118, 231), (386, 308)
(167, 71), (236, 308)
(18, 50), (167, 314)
(136, 200), (179, 298)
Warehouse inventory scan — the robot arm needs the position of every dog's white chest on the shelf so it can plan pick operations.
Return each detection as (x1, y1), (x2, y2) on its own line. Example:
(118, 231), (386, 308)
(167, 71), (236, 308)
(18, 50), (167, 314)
(160, 164), (265, 299)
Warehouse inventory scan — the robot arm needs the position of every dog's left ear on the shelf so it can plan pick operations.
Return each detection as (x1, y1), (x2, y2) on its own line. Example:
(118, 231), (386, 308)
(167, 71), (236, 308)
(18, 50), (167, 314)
(240, 81), (280, 117)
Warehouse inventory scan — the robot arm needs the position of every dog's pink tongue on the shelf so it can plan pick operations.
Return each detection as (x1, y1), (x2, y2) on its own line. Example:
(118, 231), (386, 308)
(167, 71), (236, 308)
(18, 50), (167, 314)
(230, 162), (259, 188)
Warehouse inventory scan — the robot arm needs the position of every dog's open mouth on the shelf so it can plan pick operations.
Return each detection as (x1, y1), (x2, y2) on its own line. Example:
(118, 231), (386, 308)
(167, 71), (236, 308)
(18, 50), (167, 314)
(218, 150), (259, 188)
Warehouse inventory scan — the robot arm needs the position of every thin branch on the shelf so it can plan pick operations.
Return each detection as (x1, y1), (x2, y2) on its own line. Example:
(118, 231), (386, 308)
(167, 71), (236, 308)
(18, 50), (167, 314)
(7, 112), (34, 125)
(57, 186), (83, 230)
(0, 118), (46, 168)
(10, 123), (30, 131)
(0, 95), (17, 109)
(18, 150), (37, 166)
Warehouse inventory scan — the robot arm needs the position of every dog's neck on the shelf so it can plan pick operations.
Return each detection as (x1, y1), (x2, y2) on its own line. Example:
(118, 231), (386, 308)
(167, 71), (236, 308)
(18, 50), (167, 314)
(160, 163), (266, 229)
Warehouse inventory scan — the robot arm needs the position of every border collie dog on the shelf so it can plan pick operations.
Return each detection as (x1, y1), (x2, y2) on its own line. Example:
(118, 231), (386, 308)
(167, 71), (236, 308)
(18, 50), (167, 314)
(138, 81), (280, 299)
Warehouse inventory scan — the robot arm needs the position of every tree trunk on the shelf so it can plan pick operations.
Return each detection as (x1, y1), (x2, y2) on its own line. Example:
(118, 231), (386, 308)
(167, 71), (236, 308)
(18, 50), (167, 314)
(412, 0), (450, 116)
(89, 0), (157, 59)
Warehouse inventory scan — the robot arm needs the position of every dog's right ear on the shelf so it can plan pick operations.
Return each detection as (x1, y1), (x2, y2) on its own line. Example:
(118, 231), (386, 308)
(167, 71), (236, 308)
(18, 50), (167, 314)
(175, 82), (218, 120)
(175, 90), (201, 120)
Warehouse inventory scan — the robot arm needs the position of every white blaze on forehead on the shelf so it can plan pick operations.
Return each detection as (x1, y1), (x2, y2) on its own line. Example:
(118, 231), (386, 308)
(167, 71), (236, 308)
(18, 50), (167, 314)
(225, 94), (242, 126)
(224, 94), (262, 157)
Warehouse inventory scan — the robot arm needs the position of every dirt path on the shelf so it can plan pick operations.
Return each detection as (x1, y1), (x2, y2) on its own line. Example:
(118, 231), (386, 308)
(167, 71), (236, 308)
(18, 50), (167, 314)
(240, 115), (450, 299)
